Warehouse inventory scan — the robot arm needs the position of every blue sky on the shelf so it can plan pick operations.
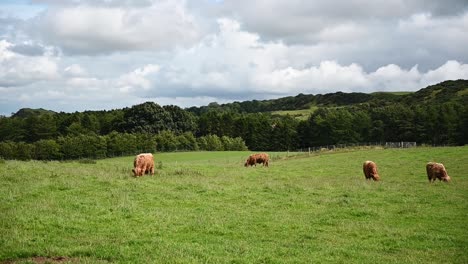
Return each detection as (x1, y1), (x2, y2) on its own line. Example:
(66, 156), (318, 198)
(0, 0), (467, 115)
(0, 0), (45, 19)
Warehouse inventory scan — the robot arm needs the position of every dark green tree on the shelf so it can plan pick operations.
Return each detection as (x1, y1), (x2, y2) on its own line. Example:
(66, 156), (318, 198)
(120, 102), (173, 133)
(34, 139), (62, 160)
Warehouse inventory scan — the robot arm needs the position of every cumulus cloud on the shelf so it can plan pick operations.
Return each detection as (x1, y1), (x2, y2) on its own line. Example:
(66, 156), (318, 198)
(221, 0), (468, 41)
(117, 64), (160, 93)
(29, 0), (201, 54)
(421, 60), (468, 85)
(217, 0), (468, 71)
(0, 40), (59, 87)
(141, 18), (468, 98)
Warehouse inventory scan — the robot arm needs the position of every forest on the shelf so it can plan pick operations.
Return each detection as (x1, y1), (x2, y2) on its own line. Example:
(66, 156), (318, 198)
(0, 79), (467, 160)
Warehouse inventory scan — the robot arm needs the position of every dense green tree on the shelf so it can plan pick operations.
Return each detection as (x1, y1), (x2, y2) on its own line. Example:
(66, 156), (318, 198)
(105, 132), (137, 157)
(134, 133), (157, 153)
(197, 111), (224, 137)
(82, 113), (100, 134)
(120, 102), (173, 134)
(0, 117), (27, 142)
(177, 132), (199, 151)
(34, 139), (62, 160)
(163, 105), (197, 133)
(15, 142), (34, 160)
(155, 131), (178, 152)
(270, 116), (299, 151)
(200, 134), (224, 151)
(24, 114), (58, 142)
(220, 136), (248, 151)
(0, 141), (15, 159)
(58, 134), (107, 159)
(240, 114), (272, 150)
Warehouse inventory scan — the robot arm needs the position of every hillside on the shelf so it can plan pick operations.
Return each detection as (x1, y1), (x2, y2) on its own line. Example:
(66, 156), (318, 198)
(11, 108), (56, 118)
(8, 79), (468, 117)
(186, 79), (468, 115)
(403, 79), (468, 105)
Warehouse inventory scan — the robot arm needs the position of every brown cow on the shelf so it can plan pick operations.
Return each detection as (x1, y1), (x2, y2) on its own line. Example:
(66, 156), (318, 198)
(244, 154), (256, 167)
(132, 153), (155, 177)
(245, 153), (269, 167)
(426, 162), (451, 182)
(363, 160), (380, 181)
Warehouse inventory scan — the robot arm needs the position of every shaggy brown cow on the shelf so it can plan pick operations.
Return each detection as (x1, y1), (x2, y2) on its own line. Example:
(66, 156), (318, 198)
(244, 153), (269, 167)
(426, 162), (451, 182)
(363, 160), (380, 181)
(132, 153), (155, 177)
(244, 154), (257, 167)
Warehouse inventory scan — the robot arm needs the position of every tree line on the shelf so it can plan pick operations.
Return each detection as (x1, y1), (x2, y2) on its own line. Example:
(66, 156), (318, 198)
(0, 132), (247, 161)
(0, 80), (467, 160)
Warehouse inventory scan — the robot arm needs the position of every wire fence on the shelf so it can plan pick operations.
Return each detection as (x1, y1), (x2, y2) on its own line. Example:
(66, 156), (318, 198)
(296, 142), (417, 153)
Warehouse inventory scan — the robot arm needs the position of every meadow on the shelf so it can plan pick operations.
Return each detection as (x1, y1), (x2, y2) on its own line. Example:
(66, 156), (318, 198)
(0, 147), (467, 263)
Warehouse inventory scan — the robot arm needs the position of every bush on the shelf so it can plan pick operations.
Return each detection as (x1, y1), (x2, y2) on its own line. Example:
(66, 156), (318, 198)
(34, 139), (62, 160)
(201, 135), (223, 151)
(155, 131), (177, 152)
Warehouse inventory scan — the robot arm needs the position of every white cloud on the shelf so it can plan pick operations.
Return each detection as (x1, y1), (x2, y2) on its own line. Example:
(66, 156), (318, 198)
(138, 18), (468, 98)
(317, 23), (368, 43)
(117, 64), (160, 93)
(64, 63), (87, 77)
(252, 61), (370, 94)
(421, 60), (468, 85)
(0, 40), (59, 87)
(31, 0), (201, 54)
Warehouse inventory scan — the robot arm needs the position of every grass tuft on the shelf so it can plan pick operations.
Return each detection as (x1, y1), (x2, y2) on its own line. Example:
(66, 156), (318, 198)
(77, 159), (97, 164)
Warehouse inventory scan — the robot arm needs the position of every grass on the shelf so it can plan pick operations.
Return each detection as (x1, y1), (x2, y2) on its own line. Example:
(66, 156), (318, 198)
(271, 106), (318, 120)
(0, 147), (467, 263)
(371, 91), (412, 96)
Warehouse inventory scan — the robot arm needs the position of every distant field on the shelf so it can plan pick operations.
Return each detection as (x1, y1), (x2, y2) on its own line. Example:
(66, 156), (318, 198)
(1, 147), (467, 263)
(371, 91), (412, 96)
(271, 106), (318, 120)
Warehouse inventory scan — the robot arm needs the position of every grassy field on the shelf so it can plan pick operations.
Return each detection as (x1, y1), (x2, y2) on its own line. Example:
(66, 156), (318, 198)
(0, 147), (467, 263)
(271, 106), (318, 120)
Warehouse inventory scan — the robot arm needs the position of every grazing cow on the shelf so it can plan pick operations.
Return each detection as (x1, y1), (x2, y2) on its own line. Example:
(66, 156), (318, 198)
(244, 153), (269, 167)
(426, 162), (451, 182)
(363, 161), (380, 181)
(244, 154), (257, 167)
(132, 153), (155, 177)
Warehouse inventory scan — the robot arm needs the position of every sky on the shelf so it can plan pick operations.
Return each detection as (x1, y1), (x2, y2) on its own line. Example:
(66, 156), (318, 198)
(1, 0), (468, 115)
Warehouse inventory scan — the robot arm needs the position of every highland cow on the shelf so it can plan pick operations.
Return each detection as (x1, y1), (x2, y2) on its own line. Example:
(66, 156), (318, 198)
(245, 153), (269, 167)
(426, 162), (451, 182)
(363, 160), (380, 181)
(132, 153), (155, 177)
(244, 154), (257, 167)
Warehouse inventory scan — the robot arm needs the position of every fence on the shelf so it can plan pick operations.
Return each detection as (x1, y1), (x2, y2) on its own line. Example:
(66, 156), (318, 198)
(297, 142), (417, 153)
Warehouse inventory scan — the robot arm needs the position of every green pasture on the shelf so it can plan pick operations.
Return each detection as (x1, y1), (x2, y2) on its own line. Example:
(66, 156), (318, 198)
(1, 147), (467, 263)
(271, 108), (316, 120)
